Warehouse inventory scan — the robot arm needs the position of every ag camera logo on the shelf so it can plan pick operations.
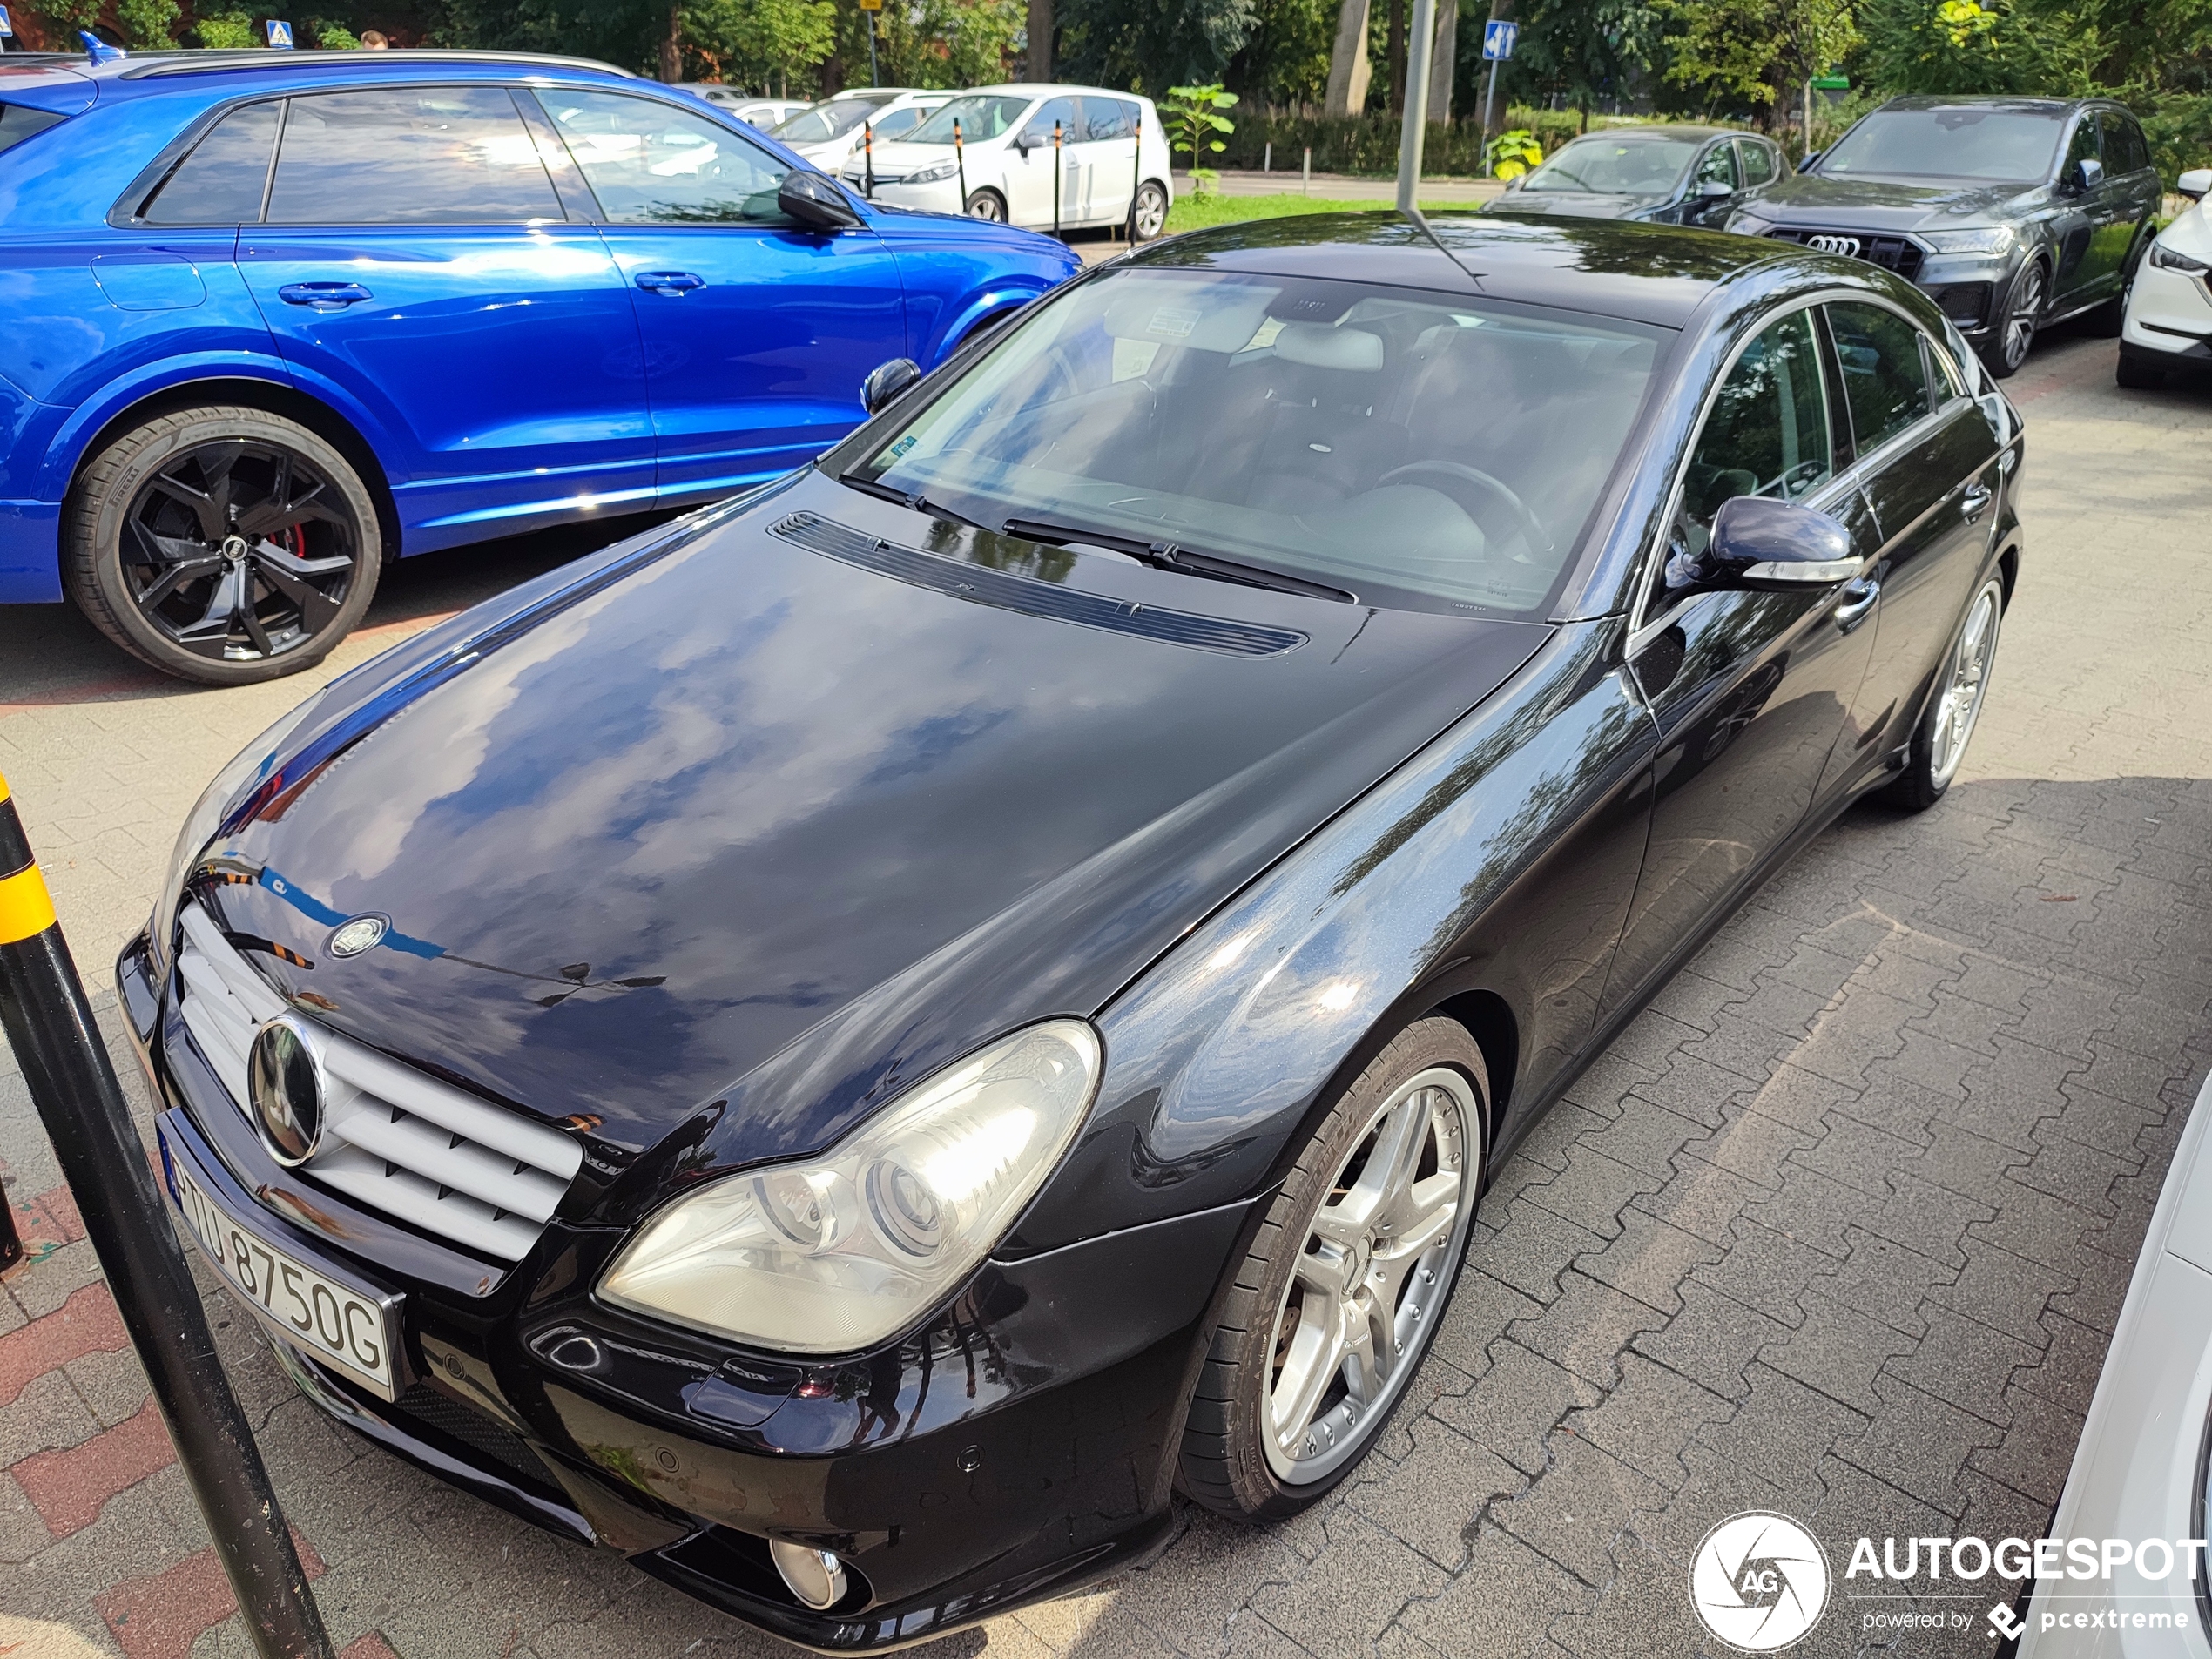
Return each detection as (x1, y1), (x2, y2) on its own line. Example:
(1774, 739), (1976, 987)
(1690, 1512), (1831, 1651)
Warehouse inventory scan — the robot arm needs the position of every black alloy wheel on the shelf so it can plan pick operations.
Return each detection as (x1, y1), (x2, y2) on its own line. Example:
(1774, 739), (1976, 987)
(964, 188), (1008, 222)
(1129, 180), (1170, 242)
(66, 408), (381, 685)
(1983, 260), (2046, 380)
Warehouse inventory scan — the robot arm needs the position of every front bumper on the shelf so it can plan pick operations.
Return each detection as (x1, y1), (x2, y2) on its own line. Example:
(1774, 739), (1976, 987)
(120, 931), (1255, 1650)
(2123, 261), (2212, 361)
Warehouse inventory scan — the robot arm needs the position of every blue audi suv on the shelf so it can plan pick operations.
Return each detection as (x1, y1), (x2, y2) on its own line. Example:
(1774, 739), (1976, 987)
(0, 47), (1081, 682)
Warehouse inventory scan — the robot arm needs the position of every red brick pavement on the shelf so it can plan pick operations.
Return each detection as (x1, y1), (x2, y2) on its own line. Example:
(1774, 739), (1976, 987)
(93, 1535), (327, 1659)
(0, 1280), (128, 1408)
(12, 1393), (176, 1537)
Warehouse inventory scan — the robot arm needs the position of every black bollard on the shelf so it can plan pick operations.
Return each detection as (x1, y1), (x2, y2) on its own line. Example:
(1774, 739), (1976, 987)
(0, 771), (334, 1658)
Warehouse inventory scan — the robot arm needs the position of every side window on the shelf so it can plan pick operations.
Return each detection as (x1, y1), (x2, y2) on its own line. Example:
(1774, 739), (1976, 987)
(2107, 113), (2151, 174)
(2063, 114), (2101, 179)
(538, 90), (792, 225)
(870, 105), (927, 141)
(1696, 143), (1739, 190)
(266, 88), (562, 226)
(1021, 97), (1079, 149)
(1737, 139), (1776, 186)
(0, 101), (68, 158)
(1082, 98), (1133, 142)
(142, 101), (280, 225)
(1826, 302), (1935, 454)
(1925, 335), (1967, 402)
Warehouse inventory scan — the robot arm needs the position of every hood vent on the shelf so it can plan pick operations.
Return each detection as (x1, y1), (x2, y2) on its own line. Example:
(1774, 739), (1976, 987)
(770, 511), (1308, 658)
(175, 902), (582, 1262)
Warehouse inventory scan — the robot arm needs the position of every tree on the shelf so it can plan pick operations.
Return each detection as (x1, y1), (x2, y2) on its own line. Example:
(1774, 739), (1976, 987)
(1055, 0), (1259, 94)
(1656, 0), (1858, 124)
(685, 0), (838, 91)
(1505, 0), (1662, 125)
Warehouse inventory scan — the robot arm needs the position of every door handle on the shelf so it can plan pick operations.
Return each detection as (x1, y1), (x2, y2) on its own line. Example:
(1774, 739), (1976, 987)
(276, 281), (373, 309)
(1961, 482), (1993, 523)
(1835, 575), (1879, 631)
(635, 271), (705, 294)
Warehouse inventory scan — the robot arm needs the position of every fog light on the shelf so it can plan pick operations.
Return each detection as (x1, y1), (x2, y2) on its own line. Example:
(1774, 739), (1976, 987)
(769, 1538), (848, 1610)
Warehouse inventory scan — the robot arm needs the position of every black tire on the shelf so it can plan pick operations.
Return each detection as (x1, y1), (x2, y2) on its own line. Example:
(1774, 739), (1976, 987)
(1979, 260), (2046, 381)
(1128, 179), (1170, 242)
(1881, 573), (2006, 813)
(963, 188), (1007, 222)
(64, 406), (380, 685)
(1180, 1017), (1487, 1520)
(2116, 349), (2167, 389)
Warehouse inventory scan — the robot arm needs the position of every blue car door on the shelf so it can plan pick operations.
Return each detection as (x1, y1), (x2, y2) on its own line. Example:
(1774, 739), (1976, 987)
(235, 84), (655, 551)
(528, 87), (908, 500)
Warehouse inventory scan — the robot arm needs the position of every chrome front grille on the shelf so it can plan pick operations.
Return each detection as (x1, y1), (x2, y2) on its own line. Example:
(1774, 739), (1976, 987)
(175, 901), (582, 1262)
(1764, 227), (1927, 282)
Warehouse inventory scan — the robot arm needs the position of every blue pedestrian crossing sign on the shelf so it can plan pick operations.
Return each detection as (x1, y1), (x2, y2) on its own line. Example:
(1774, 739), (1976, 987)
(266, 18), (293, 47)
(0, 7), (14, 37)
(1482, 19), (1518, 58)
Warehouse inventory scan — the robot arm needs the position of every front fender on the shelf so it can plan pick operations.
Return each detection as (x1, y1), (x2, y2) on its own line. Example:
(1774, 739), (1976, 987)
(1015, 620), (1657, 1254)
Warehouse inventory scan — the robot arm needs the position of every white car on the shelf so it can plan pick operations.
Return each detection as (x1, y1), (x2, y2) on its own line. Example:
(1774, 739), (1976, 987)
(2018, 1062), (2212, 1658)
(843, 84), (1173, 239)
(771, 89), (949, 175)
(2118, 167), (2212, 389)
(691, 91), (813, 130)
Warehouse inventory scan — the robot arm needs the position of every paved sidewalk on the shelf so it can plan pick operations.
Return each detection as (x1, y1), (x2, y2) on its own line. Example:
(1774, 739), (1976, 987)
(2, 329), (2207, 1658)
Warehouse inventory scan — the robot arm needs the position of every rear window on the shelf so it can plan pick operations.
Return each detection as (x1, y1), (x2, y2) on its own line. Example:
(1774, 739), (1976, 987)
(0, 101), (66, 157)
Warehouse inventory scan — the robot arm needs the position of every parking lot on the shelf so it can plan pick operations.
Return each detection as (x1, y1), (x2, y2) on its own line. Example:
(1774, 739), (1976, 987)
(1, 323), (2208, 1659)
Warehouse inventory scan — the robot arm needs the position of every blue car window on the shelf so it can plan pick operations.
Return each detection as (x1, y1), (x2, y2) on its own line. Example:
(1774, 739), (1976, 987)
(266, 87), (563, 226)
(142, 100), (281, 226)
(538, 89), (792, 225)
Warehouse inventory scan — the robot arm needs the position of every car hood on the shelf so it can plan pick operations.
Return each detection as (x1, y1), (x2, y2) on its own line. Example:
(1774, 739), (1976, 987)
(1486, 191), (1660, 220)
(201, 471), (1548, 1183)
(863, 140), (952, 172)
(1750, 173), (2036, 230)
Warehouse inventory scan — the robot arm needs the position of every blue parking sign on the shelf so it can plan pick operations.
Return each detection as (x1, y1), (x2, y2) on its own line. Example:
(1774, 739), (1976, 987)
(266, 17), (293, 47)
(1482, 19), (1518, 58)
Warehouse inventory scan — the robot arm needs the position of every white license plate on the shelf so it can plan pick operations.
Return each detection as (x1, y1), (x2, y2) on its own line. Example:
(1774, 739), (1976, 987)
(162, 1131), (401, 1400)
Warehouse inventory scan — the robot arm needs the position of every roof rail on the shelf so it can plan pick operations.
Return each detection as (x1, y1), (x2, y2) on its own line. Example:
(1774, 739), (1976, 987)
(118, 47), (635, 80)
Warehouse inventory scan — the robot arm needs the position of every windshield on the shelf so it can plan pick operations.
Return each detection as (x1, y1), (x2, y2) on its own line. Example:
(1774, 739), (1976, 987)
(1819, 107), (2066, 181)
(772, 96), (892, 145)
(908, 95), (1032, 145)
(833, 269), (1668, 616)
(1525, 134), (1703, 196)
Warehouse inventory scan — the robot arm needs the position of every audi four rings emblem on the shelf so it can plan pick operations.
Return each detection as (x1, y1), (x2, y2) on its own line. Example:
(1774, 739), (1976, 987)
(1808, 233), (1862, 256)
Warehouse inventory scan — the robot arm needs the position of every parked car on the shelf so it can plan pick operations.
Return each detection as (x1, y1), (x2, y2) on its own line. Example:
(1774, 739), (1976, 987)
(685, 87), (812, 129)
(846, 84), (1173, 238)
(2018, 1062), (2212, 1657)
(1486, 125), (1789, 227)
(124, 212), (2022, 1649)
(2117, 166), (2212, 388)
(770, 87), (950, 178)
(0, 49), (1078, 684)
(1726, 96), (2163, 379)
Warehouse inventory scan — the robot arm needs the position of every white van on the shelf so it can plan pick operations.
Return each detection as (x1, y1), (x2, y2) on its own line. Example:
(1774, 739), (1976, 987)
(771, 89), (951, 174)
(844, 84), (1174, 239)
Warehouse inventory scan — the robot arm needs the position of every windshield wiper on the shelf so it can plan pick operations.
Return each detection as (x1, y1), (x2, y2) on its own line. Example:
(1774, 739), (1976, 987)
(999, 516), (1353, 603)
(834, 471), (988, 530)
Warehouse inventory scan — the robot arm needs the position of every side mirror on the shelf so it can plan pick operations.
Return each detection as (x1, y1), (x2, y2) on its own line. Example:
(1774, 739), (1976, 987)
(2178, 167), (2212, 200)
(2068, 156), (2105, 193)
(860, 357), (921, 414)
(1680, 496), (1858, 590)
(1696, 179), (1733, 199)
(778, 171), (862, 231)
(1799, 150), (1822, 172)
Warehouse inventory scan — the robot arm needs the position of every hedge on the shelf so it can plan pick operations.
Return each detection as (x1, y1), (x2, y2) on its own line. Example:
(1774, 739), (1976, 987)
(1211, 108), (1738, 177)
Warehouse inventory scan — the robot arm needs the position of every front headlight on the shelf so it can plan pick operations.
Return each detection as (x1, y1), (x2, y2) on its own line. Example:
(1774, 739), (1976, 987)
(1921, 226), (2016, 255)
(2151, 241), (2211, 275)
(149, 693), (325, 979)
(599, 1020), (1101, 1354)
(903, 161), (960, 185)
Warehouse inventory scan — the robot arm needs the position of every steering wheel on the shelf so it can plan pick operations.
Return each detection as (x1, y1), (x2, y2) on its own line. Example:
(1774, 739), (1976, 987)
(1377, 462), (1553, 562)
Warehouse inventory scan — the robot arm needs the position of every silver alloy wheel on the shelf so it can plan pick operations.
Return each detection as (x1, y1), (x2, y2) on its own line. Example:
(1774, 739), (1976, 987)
(2001, 262), (2044, 373)
(1930, 579), (2003, 787)
(1130, 182), (1169, 240)
(965, 189), (1006, 221)
(1261, 1067), (1476, 1484)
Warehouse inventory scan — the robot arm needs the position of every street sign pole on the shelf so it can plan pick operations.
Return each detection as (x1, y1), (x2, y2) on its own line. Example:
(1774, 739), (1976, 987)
(858, 0), (880, 87)
(1396, 0), (1435, 214)
(1480, 18), (1516, 141)
(954, 118), (968, 213)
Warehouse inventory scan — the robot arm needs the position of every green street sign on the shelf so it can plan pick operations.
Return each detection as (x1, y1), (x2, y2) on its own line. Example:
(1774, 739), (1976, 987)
(1811, 75), (1850, 89)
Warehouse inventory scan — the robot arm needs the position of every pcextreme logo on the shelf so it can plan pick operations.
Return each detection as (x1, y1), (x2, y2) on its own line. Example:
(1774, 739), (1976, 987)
(1689, 1513), (1833, 1652)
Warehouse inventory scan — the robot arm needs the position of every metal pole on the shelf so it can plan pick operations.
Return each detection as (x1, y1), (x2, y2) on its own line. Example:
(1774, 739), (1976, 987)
(1480, 56), (1500, 143)
(1130, 114), (1142, 238)
(954, 118), (967, 212)
(1396, 0), (1434, 214)
(867, 13), (879, 87)
(864, 120), (874, 197)
(1052, 118), (1062, 237)
(1264, 140), (1271, 172)
(0, 1157), (20, 1271)
(0, 774), (334, 1659)
(1303, 145), (1311, 194)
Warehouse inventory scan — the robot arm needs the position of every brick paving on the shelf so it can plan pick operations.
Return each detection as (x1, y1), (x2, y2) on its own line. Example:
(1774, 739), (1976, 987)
(1, 327), (2208, 1656)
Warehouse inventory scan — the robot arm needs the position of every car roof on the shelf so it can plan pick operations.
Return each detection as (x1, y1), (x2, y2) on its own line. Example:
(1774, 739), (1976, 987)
(1873, 93), (2084, 112)
(1119, 211), (1823, 331)
(965, 83), (1151, 101)
(88, 47), (638, 82)
(1557, 125), (1749, 144)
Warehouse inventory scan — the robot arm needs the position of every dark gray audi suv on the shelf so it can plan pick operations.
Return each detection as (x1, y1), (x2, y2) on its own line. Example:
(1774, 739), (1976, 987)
(1727, 96), (2162, 377)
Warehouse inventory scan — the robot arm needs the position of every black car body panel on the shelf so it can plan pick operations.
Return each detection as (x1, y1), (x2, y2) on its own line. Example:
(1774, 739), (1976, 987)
(1485, 126), (1791, 230)
(122, 212), (2028, 1650)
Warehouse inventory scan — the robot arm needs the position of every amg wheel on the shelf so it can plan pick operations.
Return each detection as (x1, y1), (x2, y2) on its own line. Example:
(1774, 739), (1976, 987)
(1980, 260), (2044, 381)
(65, 406), (381, 685)
(1129, 180), (1170, 242)
(964, 188), (1008, 222)
(1883, 574), (2005, 812)
(1180, 1017), (1485, 1519)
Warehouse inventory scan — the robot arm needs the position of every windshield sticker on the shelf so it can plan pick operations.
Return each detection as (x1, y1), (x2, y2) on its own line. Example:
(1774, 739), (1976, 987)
(1146, 307), (1201, 340)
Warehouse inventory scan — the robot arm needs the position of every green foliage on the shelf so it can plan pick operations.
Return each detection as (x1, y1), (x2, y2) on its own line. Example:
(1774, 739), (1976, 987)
(1213, 106), (1662, 172)
(113, 0), (180, 47)
(1056, 0), (1259, 95)
(1483, 125), (1543, 177)
(27, 0), (103, 40)
(861, 0), (1025, 91)
(1223, 0), (1337, 110)
(1163, 82), (1240, 167)
(1656, 0), (1858, 114)
(191, 8), (264, 46)
(310, 18), (363, 46)
(1855, 0), (2067, 94)
(685, 0), (837, 91)
(1499, 0), (1667, 119)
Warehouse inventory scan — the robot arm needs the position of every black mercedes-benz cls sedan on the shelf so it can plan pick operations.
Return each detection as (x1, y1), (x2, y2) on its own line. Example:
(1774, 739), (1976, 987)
(1726, 95), (2162, 379)
(118, 211), (2024, 1650)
